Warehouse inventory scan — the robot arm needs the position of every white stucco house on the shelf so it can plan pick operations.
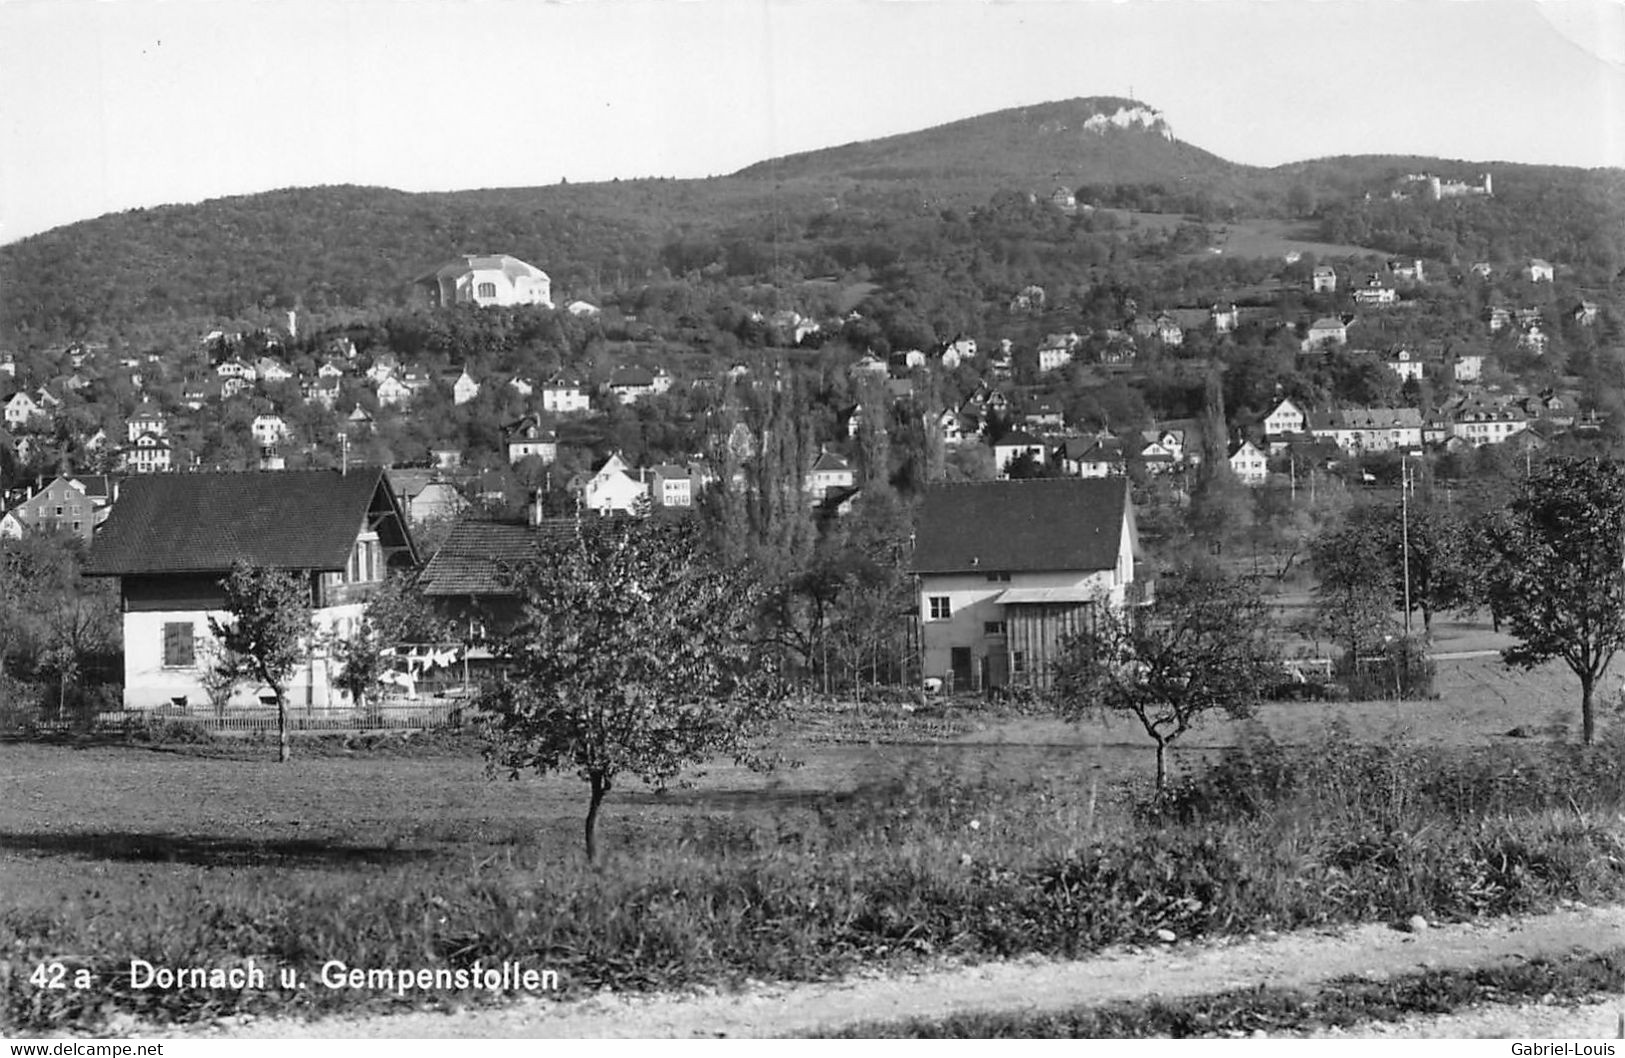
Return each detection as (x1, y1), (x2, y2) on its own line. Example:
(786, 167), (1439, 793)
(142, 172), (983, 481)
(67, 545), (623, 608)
(251, 414), (289, 447)
(1263, 398), (1307, 438)
(504, 415), (558, 465)
(913, 478), (1139, 693)
(542, 376), (591, 415)
(451, 369), (481, 406)
(580, 452), (649, 515)
(414, 254), (554, 309)
(1228, 440), (1269, 486)
(806, 448), (857, 500)
(993, 431), (1049, 478)
(83, 469), (419, 712)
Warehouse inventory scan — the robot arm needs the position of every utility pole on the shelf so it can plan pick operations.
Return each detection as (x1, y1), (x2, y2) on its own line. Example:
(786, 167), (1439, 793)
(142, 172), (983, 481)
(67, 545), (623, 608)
(1401, 453), (1412, 639)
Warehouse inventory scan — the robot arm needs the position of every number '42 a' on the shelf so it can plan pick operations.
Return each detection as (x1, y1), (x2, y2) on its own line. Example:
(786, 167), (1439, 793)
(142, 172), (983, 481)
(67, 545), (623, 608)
(30, 962), (93, 989)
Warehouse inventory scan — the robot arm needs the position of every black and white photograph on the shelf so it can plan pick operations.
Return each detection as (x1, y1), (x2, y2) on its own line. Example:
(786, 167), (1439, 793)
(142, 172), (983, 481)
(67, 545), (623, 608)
(3, 0), (1625, 1042)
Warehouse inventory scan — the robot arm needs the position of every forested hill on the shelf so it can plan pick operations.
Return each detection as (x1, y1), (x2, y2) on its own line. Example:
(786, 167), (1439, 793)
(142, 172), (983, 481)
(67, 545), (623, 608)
(3, 96), (1623, 341)
(733, 96), (1250, 191)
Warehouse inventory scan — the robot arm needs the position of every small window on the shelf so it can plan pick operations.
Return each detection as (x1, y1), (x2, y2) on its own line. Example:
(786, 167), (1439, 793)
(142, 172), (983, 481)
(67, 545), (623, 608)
(983, 621), (1006, 636)
(162, 622), (195, 668)
(1011, 651), (1027, 674)
(927, 596), (952, 621)
(477, 282), (498, 299)
(984, 572), (1011, 583)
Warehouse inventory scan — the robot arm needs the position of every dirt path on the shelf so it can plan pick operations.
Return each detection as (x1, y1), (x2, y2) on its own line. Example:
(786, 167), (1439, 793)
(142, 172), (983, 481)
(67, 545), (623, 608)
(1316, 998), (1624, 1039)
(163, 903), (1625, 1038)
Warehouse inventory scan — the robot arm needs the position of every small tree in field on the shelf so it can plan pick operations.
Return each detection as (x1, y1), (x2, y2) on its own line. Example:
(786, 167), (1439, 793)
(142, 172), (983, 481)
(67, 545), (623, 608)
(1053, 563), (1281, 792)
(333, 575), (446, 718)
(208, 562), (313, 763)
(482, 517), (785, 862)
(1482, 456), (1625, 745)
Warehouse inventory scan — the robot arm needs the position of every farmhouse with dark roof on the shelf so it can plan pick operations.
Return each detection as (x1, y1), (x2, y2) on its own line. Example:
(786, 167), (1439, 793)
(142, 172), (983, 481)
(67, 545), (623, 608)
(912, 478), (1139, 693)
(84, 469), (417, 711)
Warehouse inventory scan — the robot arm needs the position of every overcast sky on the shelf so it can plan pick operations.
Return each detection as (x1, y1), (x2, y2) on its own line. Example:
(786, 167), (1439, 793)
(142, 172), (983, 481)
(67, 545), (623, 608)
(2, 0), (1622, 245)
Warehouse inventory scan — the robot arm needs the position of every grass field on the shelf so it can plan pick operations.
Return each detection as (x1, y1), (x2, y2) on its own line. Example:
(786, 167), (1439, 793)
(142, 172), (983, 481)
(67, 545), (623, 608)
(3, 654), (1621, 1032)
(1110, 211), (1386, 261)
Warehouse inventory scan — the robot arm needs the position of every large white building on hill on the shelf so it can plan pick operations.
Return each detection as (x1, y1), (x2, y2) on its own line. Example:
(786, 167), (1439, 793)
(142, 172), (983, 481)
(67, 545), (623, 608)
(414, 254), (553, 309)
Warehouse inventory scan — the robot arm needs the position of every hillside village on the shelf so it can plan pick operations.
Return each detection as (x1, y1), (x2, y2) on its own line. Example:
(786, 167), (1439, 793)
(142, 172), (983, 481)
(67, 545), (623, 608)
(1, 96), (1623, 716)
(0, 231), (1613, 536)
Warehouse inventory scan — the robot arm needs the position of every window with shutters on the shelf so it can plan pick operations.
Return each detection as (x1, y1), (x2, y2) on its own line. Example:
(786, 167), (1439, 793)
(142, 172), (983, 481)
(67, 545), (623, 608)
(477, 282), (498, 299)
(162, 622), (195, 668)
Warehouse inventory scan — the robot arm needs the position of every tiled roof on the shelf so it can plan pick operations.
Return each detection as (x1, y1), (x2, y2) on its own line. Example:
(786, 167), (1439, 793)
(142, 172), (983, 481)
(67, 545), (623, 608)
(913, 478), (1130, 575)
(418, 518), (578, 596)
(810, 449), (850, 472)
(84, 468), (405, 576)
(611, 366), (655, 387)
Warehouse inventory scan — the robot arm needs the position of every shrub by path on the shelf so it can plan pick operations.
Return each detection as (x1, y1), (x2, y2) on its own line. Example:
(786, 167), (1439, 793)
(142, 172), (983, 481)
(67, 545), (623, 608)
(167, 903), (1625, 1038)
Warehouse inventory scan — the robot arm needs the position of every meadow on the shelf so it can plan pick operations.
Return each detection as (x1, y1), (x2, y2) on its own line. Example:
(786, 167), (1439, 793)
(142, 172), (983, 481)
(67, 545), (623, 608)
(3, 652), (1623, 1033)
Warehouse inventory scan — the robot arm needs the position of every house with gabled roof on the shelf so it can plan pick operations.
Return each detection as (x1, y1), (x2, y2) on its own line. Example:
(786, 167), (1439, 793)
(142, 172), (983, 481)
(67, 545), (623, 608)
(1134, 435), (1178, 474)
(126, 402), (168, 444)
(374, 374), (412, 408)
(365, 354), (401, 384)
(992, 430), (1048, 478)
(389, 469), (464, 523)
(936, 408), (977, 447)
(1308, 407), (1423, 454)
(806, 447), (856, 500)
(303, 375), (342, 410)
(398, 363), (433, 394)
(579, 451), (649, 515)
(504, 414), (558, 465)
(83, 469), (418, 711)
(256, 356), (294, 384)
(1304, 317), (1349, 350)
(215, 358), (257, 383)
(3, 391), (46, 429)
(1037, 332), (1080, 374)
(417, 515), (578, 637)
(251, 414), (289, 448)
(1449, 396), (1528, 447)
(1385, 348), (1426, 383)
(542, 376), (590, 415)
(1228, 440), (1269, 486)
(122, 431), (172, 473)
(2, 474), (119, 543)
(1263, 398), (1307, 438)
(609, 366), (657, 405)
(1526, 259), (1554, 283)
(913, 478), (1139, 692)
(451, 368), (480, 406)
(1054, 435), (1123, 478)
(1312, 266), (1338, 293)
(644, 463), (700, 508)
